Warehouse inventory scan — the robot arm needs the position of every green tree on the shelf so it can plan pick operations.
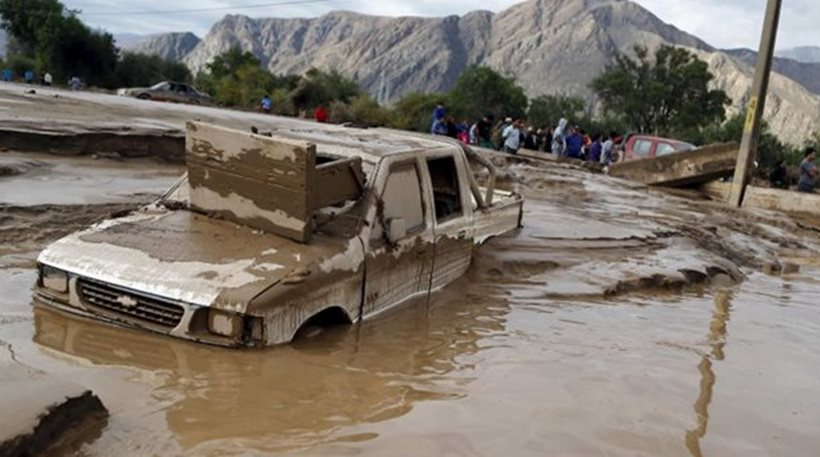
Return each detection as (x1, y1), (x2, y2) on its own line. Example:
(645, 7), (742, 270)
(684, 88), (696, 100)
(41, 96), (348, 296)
(805, 131), (820, 152)
(290, 68), (362, 111)
(448, 66), (528, 121)
(205, 47), (260, 79)
(387, 92), (443, 132)
(527, 94), (586, 128)
(195, 47), (292, 109)
(1, 0), (119, 86)
(113, 53), (192, 88)
(591, 45), (731, 138)
(700, 111), (799, 172)
(6, 53), (34, 78)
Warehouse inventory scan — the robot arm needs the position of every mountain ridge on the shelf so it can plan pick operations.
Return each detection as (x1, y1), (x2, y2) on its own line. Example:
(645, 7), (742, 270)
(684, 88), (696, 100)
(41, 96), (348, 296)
(776, 46), (820, 64)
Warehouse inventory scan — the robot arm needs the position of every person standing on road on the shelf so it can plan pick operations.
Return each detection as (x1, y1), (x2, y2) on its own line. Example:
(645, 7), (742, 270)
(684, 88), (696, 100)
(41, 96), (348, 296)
(68, 76), (83, 91)
(477, 114), (494, 149)
(43, 72), (53, 86)
(552, 118), (568, 156)
(457, 120), (470, 143)
(502, 119), (524, 154)
(769, 159), (790, 189)
(259, 94), (273, 114)
(565, 127), (584, 159)
(24, 70), (34, 84)
(431, 116), (448, 136)
(588, 133), (603, 163)
(798, 147), (818, 193)
(601, 131), (617, 166)
(1, 67), (11, 82)
(314, 105), (328, 123)
(432, 104), (445, 123)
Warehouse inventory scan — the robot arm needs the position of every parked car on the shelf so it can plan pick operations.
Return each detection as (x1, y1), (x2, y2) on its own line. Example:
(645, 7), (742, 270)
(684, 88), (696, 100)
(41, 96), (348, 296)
(618, 134), (696, 162)
(117, 81), (211, 105)
(34, 121), (524, 348)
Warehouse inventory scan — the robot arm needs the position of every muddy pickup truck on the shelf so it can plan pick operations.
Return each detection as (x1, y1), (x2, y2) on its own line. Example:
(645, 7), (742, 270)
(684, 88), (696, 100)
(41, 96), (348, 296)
(34, 121), (524, 347)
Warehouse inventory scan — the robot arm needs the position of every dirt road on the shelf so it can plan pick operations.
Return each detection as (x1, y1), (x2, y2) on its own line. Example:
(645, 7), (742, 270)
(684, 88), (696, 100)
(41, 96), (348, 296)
(2, 84), (820, 456)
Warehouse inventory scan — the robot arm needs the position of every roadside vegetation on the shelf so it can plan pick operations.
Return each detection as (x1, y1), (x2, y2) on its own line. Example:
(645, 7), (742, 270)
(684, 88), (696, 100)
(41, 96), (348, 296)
(0, 0), (191, 87)
(1, 0), (816, 173)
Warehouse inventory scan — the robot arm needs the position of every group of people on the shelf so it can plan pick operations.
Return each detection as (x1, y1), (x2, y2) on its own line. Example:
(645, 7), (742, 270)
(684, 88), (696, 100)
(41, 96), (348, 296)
(1, 68), (53, 86)
(430, 105), (619, 166)
(1, 68), (83, 90)
(258, 94), (329, 123)
(769, 147), (818, 193)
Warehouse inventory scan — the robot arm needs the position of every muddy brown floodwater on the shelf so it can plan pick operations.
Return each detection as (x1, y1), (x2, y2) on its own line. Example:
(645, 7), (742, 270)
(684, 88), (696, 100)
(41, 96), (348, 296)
(3, 144), (820, 455)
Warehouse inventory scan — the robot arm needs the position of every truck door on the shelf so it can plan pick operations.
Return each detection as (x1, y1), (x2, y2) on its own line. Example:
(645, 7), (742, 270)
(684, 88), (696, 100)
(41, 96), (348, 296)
(425, 153), (474, 291)
(362, 160), (435, 318)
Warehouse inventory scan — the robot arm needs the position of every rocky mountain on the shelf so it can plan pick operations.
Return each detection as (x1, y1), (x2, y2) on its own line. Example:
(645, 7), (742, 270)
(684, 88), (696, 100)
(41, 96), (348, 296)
(114, 33), (149, 49)
(165, 0), (820, 143)
(122, 32), (201, 62)
(776, 46), (820, 64)
(725, 48), (820, 96)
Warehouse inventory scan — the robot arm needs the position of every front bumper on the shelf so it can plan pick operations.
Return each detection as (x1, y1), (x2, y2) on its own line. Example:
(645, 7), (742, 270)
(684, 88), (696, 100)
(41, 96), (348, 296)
(33, 276), (264, 348)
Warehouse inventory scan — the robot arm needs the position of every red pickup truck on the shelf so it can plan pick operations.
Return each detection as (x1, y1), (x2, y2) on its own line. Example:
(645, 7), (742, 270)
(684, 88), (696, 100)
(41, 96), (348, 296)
(619, 134), (696, 162)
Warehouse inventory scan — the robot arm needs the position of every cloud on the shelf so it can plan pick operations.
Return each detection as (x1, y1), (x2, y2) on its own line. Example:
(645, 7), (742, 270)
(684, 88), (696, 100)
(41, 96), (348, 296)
(65, 0), (818, 50)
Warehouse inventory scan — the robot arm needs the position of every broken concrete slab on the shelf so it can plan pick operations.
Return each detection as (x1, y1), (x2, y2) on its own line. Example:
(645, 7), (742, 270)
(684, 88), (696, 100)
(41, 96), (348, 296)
(610, 142), (739, 187)
(0, 362), (107, 457)
(701, 180), (820, 217)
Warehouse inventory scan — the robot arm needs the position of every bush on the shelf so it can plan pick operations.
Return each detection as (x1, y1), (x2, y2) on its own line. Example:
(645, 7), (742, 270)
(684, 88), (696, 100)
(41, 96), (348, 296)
(113, 52), (191, 88)
(527, 94), (586, 129)
(448, 66), (527, 122)
(387, 92), (443, 132)
(699, 112), (800, 174)
(7, 53), (35, 79)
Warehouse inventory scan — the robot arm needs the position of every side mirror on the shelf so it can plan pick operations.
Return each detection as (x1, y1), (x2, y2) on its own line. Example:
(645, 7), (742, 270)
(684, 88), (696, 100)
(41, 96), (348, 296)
(386, 218), (407, 244)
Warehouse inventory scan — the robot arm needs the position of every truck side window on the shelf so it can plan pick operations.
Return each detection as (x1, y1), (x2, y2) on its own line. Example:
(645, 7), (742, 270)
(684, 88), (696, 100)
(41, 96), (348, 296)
(380, 165), (425, 235)
(656, 142), (676, 156)
(427, 156), (463, 222)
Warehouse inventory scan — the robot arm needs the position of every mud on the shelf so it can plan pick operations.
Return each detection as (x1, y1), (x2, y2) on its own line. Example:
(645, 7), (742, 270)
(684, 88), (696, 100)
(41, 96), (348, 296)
(2, 88), (820, 455)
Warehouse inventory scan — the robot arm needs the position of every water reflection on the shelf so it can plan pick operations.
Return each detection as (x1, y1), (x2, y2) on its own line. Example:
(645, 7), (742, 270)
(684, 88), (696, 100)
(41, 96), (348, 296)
(32, 278), (509, 454)
(685, 290), (732, 457)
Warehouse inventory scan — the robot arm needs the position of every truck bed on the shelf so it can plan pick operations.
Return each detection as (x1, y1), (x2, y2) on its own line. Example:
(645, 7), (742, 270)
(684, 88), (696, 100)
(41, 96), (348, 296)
(473, 189), (524, 244)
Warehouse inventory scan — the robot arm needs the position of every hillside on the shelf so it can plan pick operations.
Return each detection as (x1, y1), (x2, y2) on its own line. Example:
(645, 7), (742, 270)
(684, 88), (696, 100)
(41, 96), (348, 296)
(122, 32), (201, 62)
(776, 46), (820, 64)
(725, 48), (820, 96)
(85, 0), (820, 143)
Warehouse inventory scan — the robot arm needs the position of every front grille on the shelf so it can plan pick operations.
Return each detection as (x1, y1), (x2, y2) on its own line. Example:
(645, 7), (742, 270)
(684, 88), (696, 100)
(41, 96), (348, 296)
(77, 278), (184, 328)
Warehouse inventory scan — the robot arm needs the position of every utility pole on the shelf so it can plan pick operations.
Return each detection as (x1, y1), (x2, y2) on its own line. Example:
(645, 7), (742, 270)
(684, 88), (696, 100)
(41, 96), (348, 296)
(728, 0), (783, 207)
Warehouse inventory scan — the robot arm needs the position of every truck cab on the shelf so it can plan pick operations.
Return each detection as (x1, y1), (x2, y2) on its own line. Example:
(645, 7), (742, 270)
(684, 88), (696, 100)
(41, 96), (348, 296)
(619, 134), (696, 162)
(34, 121), (523, 347)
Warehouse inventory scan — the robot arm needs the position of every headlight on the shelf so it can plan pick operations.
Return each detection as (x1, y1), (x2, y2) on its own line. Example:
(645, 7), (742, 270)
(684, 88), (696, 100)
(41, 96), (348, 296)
(208, 309), (242, 338)
(41, 266), (68, 293)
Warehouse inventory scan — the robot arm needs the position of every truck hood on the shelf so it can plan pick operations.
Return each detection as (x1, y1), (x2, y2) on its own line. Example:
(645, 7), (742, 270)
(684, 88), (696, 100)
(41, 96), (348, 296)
(37, 206), (354, 311)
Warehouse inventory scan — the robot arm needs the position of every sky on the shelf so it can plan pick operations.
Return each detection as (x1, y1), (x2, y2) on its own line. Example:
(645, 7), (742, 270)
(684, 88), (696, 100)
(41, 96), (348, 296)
(64, 0), (819, 50)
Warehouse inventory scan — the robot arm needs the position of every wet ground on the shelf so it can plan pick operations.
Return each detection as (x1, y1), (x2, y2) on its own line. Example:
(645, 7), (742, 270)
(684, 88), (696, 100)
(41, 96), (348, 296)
(2, 86), (820, 456)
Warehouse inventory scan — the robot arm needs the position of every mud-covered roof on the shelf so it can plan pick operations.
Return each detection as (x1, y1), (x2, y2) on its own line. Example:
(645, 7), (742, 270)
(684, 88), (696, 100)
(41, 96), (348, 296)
(259, 120), (453, 163)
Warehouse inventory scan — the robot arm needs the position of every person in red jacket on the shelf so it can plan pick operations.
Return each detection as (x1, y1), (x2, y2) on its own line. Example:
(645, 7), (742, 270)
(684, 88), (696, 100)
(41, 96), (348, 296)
(314, 106), (328, 123)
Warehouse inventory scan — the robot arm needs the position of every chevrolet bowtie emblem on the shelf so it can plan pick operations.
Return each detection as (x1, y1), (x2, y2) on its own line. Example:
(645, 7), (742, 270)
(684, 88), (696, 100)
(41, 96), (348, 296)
(116, 295), (138, 308)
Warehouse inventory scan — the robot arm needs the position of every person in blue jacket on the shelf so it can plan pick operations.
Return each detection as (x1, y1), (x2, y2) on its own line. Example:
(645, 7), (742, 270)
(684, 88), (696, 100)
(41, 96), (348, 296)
(565, 127), (585, 159)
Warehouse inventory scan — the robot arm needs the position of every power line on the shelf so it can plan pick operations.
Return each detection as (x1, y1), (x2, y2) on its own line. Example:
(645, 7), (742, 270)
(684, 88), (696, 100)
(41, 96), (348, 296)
(78, 0), (336, 16)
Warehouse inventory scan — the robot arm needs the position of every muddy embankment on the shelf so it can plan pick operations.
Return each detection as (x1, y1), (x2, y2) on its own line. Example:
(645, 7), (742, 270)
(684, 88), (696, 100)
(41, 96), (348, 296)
(0, 129), (185, 163)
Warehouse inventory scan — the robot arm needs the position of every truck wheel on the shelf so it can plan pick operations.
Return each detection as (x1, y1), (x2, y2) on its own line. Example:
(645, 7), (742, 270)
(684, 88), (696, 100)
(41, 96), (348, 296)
(294, 324), (324, 341)
(137, 93), (151, 100)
